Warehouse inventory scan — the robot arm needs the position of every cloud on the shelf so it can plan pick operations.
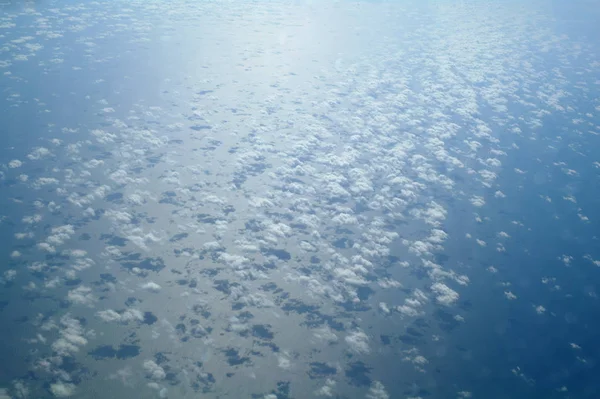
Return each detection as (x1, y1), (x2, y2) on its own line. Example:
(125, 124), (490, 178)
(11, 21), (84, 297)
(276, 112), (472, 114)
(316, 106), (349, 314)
(140, 282), (162, 292)
(67, 286), (95, 306)
(277, 352), (292, 369)
(534, 305), (546, 314)
(8, 159), (22, 168)
(504, 291), (517, 300)
(367, 381), (389, 399)
(50, 382), (76, 397)
(143, 360), (166, 381)
(470, 196), (486, 207)
(51, 314), (88, 356)
(345, 330), (370, 354)
(3, 269), (17, 282)
(46, 225), (75, 246)
(313, 326), (338, 344)
(97, 308), (143, 323)
(379, 302), (390, 314)
(431, 282), (459, 306)
(27, 147), (51, 160)
(315, 379), (336, 397)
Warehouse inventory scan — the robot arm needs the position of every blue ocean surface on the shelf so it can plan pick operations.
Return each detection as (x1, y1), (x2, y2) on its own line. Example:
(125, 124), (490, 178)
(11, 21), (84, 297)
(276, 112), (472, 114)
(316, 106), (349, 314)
(1, 0), (599, 398)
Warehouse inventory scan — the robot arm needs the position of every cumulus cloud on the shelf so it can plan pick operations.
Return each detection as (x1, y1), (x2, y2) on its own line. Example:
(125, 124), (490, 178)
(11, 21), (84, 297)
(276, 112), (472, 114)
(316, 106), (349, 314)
(8, 159), (22, 168)
(345, 330), (370, 354)
(534, 305), (546, 314)
(315, 378), (336, 397)
(431, 282), (459, 306)
(367, 381), (389, 399)
(470, 196), (486, 207)
(97, 308), (143, 323)
(140, 282), (162, 292)
(50, 382), (76, 397)
(51, 314), (89, 356)
(313, 326), (338, 344)
(3, 269), (17, 282)
(67, 286), (95, 306)
(504, 291), (517, 300)
(27, 147), (51, 160)
(143, 360), (166, 381)
(277, 352), (292, 369)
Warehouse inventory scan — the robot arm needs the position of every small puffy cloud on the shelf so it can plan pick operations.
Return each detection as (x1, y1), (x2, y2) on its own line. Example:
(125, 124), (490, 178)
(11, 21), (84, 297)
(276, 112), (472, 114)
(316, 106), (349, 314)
(96, 309), (121, 322)
(558, 255), (573, 266)
(27, 147), (51, 160)
(345, 330), (370, 354)
(534, 305), (546, 314)
(413, 355), (428, 365)
(470, 196), (485, 207)
(4, 269), (17, 281)
(50, 382), (76, 397)
(313, 326), (338, 344)
(431, 282), (459, 306)
(583, 255), (600, 267)
(97, 309), (143, 323)
(277, 352), (292, 369)
(367, 381), (389, 399)
(140, 282), (162, 293)
(8, 159), (22, 168)
(331, 212), (358, 225)
(46, 225), (75, 246)
(143, 360), (166, 380)
(67, 286), (95, 306)
(51, 314), (88, 356)
(504, 291), (517, 300)
(315, 378), (336, 397)
(379, 302), (390, 314)
(37, 242), (55, 253)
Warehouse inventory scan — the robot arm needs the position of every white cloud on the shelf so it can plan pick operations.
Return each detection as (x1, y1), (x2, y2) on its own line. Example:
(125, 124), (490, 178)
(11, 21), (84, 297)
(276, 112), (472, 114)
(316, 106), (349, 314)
(27, 147), (51, 160)
(367, 381), (389, 399)
(504, 291), (517, 300)
(470, 196), (486, 207)
(97, 309), (143, 323)
(313, 326), (338, 344)
(379, 302), (390, 314)
(51, 314), (89, 356)
(8, 159), (22, 168)
(50, 382), (76, 397)
(277, 352), (292, 369)
(3, 269), (16, 281)
(67, 286), (95, 306)
(345, 330), (370, 354)
(143, 360), (166, 381)
(558, 255), (573, 266)
(431, 282), (459, 306)
(534, 305), (546, 314)
(315, 378), (336, 397)
(140, 282), (162, 293)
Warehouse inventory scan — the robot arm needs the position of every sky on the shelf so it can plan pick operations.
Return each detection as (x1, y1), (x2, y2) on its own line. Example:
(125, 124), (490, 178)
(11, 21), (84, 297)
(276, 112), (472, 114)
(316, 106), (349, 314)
(0, 0), (599, 398)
